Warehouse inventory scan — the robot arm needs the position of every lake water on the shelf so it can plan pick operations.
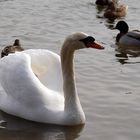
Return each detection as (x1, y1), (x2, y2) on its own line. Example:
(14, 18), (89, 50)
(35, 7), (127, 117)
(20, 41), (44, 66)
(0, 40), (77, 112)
(0, 0), (140, 139)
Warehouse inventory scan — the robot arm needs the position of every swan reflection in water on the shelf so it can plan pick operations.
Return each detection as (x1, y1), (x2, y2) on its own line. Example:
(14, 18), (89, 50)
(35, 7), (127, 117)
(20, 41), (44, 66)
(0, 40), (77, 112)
(0, 111), (84, 140)
(115, 44), (140, 64)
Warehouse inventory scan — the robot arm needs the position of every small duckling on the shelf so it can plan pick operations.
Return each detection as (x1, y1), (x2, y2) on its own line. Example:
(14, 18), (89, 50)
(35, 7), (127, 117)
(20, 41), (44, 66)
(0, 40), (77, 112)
(1, 39), (24, 58)
(104, 1), (128, 19)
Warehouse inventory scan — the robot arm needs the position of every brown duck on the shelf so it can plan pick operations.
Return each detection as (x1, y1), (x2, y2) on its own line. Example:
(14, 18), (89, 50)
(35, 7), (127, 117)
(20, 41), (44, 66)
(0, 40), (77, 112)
(1, 39), (24, 58)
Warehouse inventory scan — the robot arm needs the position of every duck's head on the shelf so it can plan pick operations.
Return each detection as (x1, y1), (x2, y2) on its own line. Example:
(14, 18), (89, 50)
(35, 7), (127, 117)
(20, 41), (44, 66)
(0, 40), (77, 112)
(107, 1), (116, 10)
(1, 45), (15, 58)
(1, 39), (23, 58)
(114, 21), (129, 33)
(13, 39), (21, 47)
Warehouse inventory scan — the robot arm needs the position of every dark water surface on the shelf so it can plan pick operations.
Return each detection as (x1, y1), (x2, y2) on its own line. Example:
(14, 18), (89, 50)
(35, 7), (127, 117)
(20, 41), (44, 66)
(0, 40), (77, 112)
(0, 0), (140, 139)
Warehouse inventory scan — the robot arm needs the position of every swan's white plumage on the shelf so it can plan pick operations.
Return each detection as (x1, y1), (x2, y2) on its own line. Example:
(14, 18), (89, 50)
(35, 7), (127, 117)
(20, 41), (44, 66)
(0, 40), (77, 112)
(0, 50), (65, 124)
(24, 49), (63, 92)
(0, 32), (103, 125)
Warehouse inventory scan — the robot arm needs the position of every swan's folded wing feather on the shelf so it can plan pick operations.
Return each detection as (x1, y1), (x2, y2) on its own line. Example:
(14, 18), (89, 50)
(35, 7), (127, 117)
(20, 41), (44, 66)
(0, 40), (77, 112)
(0, 52), (63, 107)
(0, 53), (47, 105)
(24, 49), (63, 93)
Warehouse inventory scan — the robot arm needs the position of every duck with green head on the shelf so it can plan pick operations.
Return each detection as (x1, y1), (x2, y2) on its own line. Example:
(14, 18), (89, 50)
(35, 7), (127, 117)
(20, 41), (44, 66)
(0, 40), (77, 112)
(114, 21), (140, 47)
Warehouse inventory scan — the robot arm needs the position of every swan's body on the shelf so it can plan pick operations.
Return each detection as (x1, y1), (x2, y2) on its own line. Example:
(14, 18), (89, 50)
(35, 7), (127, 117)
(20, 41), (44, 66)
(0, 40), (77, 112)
(0, 32), (104, 125)
(114, 21), (140, 47)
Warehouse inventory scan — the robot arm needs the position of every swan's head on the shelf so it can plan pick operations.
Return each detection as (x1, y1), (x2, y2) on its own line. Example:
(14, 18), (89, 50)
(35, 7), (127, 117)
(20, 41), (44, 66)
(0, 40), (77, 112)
(62, 32), (104, 51)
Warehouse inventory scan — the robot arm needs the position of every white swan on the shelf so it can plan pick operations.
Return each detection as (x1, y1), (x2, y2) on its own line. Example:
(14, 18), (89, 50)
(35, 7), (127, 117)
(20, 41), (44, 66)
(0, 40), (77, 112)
(0, 32), (104, 125)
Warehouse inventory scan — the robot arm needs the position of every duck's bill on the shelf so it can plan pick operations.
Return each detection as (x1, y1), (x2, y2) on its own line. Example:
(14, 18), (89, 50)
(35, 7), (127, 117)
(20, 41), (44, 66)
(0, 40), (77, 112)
(88, 41), (104, 49)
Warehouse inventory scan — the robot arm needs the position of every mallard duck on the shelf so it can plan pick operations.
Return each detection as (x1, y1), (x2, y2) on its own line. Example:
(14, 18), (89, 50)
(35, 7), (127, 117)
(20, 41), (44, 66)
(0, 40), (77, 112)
(0, 32), (104, 125)
(104, 1), (128, 19)
(114, 21), (140, 47)
(1, 39), (24, 58)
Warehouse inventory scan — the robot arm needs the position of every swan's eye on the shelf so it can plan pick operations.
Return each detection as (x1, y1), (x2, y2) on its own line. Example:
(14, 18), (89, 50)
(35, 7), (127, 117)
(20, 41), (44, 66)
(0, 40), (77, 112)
(80, 36), (104, 49)
(80, 36), (95, 47)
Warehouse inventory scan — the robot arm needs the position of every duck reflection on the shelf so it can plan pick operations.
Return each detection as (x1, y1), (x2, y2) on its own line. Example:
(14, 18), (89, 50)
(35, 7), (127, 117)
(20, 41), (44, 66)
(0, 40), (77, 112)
(95, 4), (106, 19)
(95, 1), (117, 30)
(105, 19), (116, 29)
(95, 0), (119, 18)
(0, 111), (84, 140)
(115, 44), (140, 64)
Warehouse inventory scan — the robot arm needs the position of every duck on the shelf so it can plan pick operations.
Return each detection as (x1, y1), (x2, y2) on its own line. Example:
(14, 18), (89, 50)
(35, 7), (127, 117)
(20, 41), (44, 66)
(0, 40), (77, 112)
(1, 39), (24, 58)
(95, 0), (112, 6)
(114, 20), (140, 47)
(95, 0), (118, 6)
(104, 1), (128, 19)
(0, 32), (104, 126)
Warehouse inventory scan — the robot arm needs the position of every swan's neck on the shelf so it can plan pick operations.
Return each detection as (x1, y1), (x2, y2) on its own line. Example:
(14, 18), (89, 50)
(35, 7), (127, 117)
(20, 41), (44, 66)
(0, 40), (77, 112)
(61, 45), (84, 121)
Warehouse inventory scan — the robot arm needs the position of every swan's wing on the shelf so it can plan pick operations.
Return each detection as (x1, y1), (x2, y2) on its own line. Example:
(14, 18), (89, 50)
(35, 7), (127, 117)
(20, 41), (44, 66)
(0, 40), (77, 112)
(24, 49), (63, 93)
(0, 51), (63, 102)
(0, 53), (46, 104)
(0, 52), (64, 120)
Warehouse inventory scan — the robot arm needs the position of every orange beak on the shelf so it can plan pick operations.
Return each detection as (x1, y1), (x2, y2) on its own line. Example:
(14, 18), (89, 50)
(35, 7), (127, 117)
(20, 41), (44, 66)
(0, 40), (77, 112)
(87, 41), (104, 50)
